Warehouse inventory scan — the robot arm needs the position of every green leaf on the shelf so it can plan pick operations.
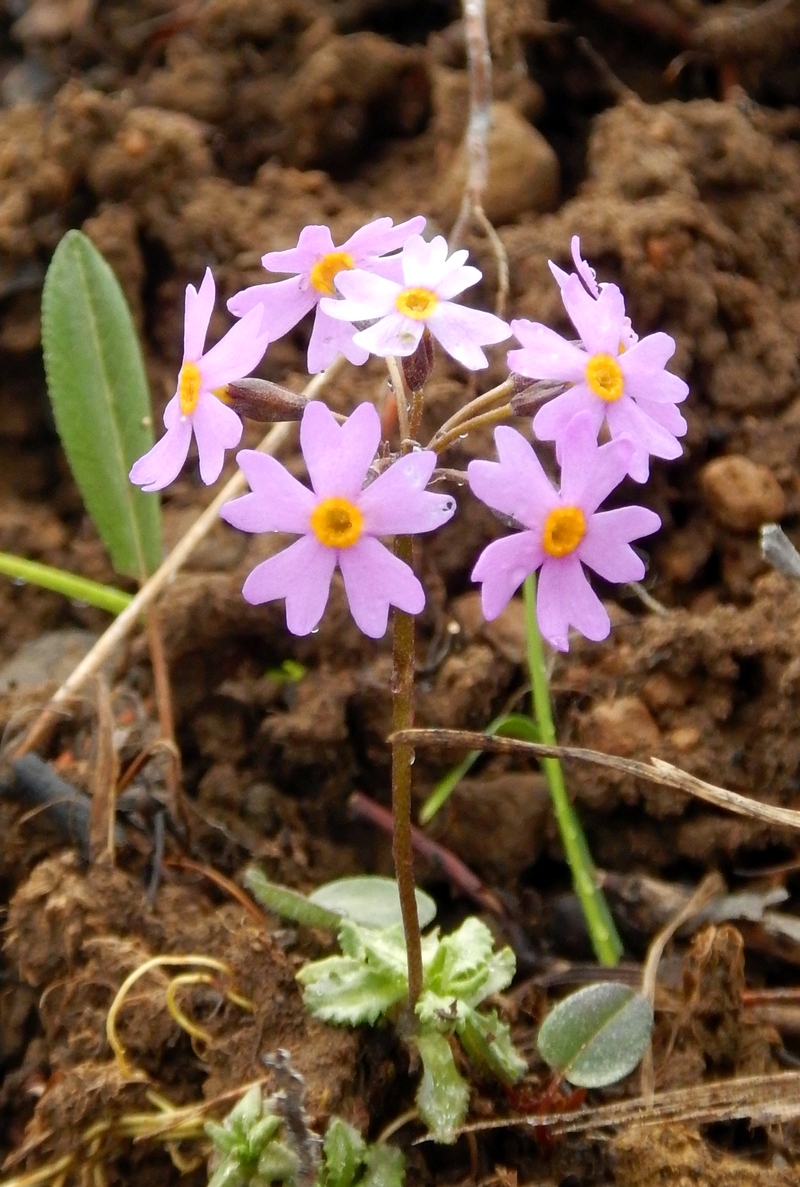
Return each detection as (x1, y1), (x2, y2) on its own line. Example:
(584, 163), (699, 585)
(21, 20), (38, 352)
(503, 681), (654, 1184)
(309, 876), (437, 930)
(42, 230), (161, 580)
(244, 866), (340, 930)
(456, 1008), (527, 1086)
(321, 1118), (365, 1187)
(414, 1031), (470, 1144)
(361, 1143), (404, 1187)
(536, 982), (654, 1088)
(419, 713), (540, 824)
(423, 917), (515, 1007)
(297, 953), (407, 1026)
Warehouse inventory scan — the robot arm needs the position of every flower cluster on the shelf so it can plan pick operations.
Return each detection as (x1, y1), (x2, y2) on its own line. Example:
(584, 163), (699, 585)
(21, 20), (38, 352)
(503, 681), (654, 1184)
(129, 220), (687, 648)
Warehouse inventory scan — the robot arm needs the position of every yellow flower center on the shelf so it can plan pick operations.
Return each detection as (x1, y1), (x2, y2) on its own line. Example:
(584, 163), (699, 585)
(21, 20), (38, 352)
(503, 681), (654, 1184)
(310, 251), (355, 296)
(396, 287), (439, 320)
(213, 386), (232, 404)
(542, 506), (586, 558)
(178, 361), (202, 415)
(310, 496), (364, 549)
(586, 352), (624, 402)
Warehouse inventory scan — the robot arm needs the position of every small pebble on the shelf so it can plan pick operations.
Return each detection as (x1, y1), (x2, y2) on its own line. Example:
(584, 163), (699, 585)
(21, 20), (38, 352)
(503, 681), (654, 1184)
(700, 455), (785, 531)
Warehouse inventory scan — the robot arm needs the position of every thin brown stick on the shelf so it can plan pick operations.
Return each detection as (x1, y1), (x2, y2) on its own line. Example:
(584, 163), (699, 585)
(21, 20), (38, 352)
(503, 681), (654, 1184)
(348, 791), (506, 918)
(435, 1070), (800, 1141)
(432, 403), (512, 456)
(5, 360), (343, 764)
(391, 728), (800, 831)
(429, 377), (513, 447)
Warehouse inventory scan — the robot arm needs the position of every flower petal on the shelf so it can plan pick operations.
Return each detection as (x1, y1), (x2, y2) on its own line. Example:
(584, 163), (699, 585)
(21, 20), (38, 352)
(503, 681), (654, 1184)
(199, 306), (269, 390)
(261, 225), (335, 274)
(344, 214), (426, 259)
(468, 426), (557, 529)
(636, 397), (687, 436)
(579, 506), (661, 581)
(538, 553), (609, 650)
(220, 451), (316, 534)
(301, 401), (380, 500)
(129, 417), (193, 492)
(401, 234), (451, 288)
(325, 270), (400, 320)
(192, 392), (243, 484)
(227, 277), (317, 341)
(532, 384), (603, 443)
(563, 281), (626, 356)
(427, 303), (510, 370)
(183, 268), (215, 361)
(353, 311), (422, 357)
(621, 342), (689, 404)
(339, 535), (424, 637)
(471, 532), (544, 620)
(242, 534), (337, 635)
(434, 264), (482, 300)
(558, 413), (634, 514)
(606, 396), (684, 464)
(508, 320), (588, 382)
(307, 305), (369, 373)
(359, 452), (456, 536)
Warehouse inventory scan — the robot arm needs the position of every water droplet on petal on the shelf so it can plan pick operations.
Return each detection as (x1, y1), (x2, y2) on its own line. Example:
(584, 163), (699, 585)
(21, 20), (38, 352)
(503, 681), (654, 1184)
(310, 627), (320, 635)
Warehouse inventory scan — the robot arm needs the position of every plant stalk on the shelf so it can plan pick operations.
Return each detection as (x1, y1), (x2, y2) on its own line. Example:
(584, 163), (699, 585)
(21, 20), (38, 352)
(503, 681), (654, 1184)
(391, 562), (424, 1008)
(522, 573), (623, 966)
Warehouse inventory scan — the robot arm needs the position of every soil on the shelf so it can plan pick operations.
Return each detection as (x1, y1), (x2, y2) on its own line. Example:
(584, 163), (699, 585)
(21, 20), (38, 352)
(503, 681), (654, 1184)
(1, 1), (800, 1185)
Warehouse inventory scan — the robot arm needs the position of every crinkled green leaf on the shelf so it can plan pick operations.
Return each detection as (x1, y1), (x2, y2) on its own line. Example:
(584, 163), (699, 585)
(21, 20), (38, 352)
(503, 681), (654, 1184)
(415, 990), (468, 1031)
(297, 953), (407, 1025)
(537, 982), (654, 1088)
(256, 1141), (299, 1183)
(309, 876), (436, 930)
(338, 921), (411, 975)
(321, 1118), (365, 1187)
(42, 229), (161, 580)
(414, 1031), (470, 1144)
(456, 1008), (527, 1086)
(424, 917), (515, 1007)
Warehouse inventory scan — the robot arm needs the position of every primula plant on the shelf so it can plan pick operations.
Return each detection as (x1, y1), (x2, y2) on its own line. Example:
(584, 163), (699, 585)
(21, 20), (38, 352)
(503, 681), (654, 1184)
(206, 1087), (403, 1187)
(297, 916), (525, 1143)
(69, 210), (682, 1144)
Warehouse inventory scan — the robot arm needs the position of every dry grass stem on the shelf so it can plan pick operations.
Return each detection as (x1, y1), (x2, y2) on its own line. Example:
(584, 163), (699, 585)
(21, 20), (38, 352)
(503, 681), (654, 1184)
(393, 728), (800, 831)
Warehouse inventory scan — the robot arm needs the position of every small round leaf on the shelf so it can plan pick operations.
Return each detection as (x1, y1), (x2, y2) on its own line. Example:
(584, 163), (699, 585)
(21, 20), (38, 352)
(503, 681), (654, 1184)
(309, 876), (437, 929)
(536, 982), (654, 1088)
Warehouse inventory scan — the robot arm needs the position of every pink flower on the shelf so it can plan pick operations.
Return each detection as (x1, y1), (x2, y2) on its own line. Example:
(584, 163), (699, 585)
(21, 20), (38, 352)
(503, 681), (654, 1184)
(227, 216), (426, 374)
(549, 235), (637, 348)
(468, 414), (661, 651)
(130, 269), (268, 492)
(320, 234), (511, 370)
(508, 278), (688, 483)
(220, 401), (456, 638)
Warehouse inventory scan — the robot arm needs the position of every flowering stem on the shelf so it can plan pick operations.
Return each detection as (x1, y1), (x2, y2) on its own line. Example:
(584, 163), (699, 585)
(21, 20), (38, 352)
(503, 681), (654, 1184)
(522, 574), (623, 966)
(386, 355), (411, 445)
(391, 545), (424, 1009)
(430, 377), (513, 447)
(386, 355), (424, 1007)
(432, 403), (512, 456)
(0, 551), (133, 615)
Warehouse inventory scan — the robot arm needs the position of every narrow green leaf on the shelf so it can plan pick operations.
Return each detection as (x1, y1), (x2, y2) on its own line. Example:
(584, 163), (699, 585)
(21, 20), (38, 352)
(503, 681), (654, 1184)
(244, 866), (340, 930)
(414, 1030), (470, 1143)
(419, 713), (540, 824)
(42, 230), (161, 580)
(536, 982), (654, 1088)
(0, 551), (133, 615)
(322, 1118), (365, 1187)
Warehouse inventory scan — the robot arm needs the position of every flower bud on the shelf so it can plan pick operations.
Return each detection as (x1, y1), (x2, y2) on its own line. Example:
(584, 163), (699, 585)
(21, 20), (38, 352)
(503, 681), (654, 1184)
(510, 375), (570, 417)
(402, 328), (435, 392)
(223, 379), (308, 422)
